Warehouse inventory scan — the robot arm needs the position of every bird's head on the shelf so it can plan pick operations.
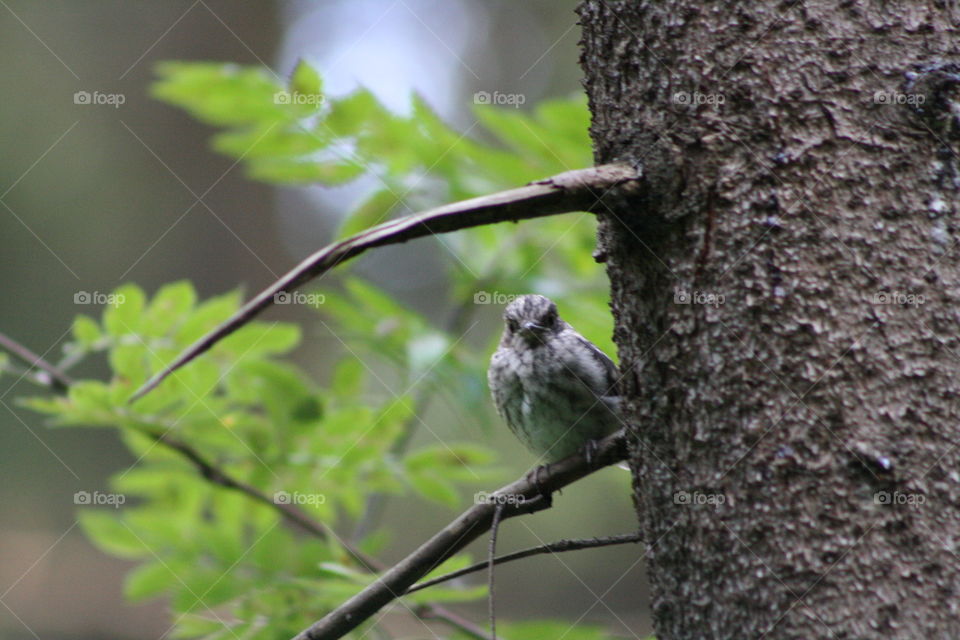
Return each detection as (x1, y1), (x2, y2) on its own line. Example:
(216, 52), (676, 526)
(502, 294), (562, 347)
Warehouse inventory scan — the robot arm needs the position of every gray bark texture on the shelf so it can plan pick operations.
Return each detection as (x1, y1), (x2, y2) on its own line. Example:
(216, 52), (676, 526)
(577, 1), (960, 638)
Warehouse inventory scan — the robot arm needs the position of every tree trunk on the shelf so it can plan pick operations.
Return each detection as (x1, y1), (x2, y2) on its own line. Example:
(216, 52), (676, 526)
(577, 1), (960, 637)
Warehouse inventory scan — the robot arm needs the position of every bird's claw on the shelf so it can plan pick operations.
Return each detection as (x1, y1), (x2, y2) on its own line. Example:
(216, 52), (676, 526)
(526, 464), (553, 507)
(583, 439), (600, 468)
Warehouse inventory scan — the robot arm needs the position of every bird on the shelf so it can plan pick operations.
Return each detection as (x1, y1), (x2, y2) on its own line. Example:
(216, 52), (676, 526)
(487, 294), (622, 463)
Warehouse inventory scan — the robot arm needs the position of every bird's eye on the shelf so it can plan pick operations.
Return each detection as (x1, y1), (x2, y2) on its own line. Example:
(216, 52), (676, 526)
(507, 318), (519, 332)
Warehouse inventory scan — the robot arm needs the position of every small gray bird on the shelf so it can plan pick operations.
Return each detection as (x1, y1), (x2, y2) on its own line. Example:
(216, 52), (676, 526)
(487, 294), (622, 463)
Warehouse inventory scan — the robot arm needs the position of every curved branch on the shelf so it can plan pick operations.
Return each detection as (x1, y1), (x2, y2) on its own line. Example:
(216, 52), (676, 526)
(0, 330), (73, 391)
(130, 163), (642, 402)
(292, 428), (629, 640)
(132, 426), (387, 568)
(406, 531), (644, 595)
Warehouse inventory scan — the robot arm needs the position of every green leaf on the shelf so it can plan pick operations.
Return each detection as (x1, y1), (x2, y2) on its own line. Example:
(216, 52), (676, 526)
(220, 322), (300, 358)
(142, 281), (196, 336)
(226, 360), (315, 431)
(124, 561), (178, 600)
(213, 126), (328, 159)
(405, 444), (491, 472)
(290, 59), (322, 98)
(324, 89), (388, 136)
(102, 284), (146, 337)
(57, 380), (116, 424)
(174, 290), (242, 345)
(315, 562), (367, 582)
(331, 359), (364, 397)
(109, 344), (147, 386)
(337, 188), (402, 238)
(78, 512), (150, 559)
(168, 614), (225, 639)
(71, 315), (102, 348)
(247, 158), (364, 185)
(152, 61), (287, 127)
(407, 470), (459, 507)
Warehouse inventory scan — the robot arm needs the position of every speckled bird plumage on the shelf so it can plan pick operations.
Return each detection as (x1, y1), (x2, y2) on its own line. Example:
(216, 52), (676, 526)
(487, 294), (621, 462)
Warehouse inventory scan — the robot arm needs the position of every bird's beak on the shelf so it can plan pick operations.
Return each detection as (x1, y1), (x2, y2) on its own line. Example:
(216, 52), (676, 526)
(518, 321), (545, 339)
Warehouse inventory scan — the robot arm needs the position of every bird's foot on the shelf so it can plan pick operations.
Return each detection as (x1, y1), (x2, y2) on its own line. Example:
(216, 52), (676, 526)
(525, 464), (553, 507)
(582, 438), (600, 468)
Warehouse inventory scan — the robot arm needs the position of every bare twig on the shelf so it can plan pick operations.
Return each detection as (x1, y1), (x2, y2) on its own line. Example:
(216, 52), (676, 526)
(130, 163), (642, 402)
(141, 429), (490, 635)
(488, 502), (505, 640)
(292, 428), (629, 640)
(406, 532), (645, 595)
(4, 348), (378, 569)
(130, 425), (380, 569)
(0, 330), (73, 391)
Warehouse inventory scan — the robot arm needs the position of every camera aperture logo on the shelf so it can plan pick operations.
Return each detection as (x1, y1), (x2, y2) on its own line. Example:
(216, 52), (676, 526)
(672, 91), (725, 107)
(872, 291), (924, 307)
(474, 291), (520, 305)
(73, 90), (125, 108)
(873, 91), (925, 106)
(874, 491), (925, 506)
(273, 91), (325, 106)
(674, 288), (725, 307)
(74, 291), (125, 307)
(673, 490), (725, 506)
(273, 491), (326, 506)
(274, 291), (326, 306)
(473, 91), (526, 108)
(474, 491), (526, 506)
(74, 490), (126, 508)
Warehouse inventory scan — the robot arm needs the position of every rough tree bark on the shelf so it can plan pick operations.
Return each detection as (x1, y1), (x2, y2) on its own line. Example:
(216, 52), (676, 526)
(578, 1), (960, 638)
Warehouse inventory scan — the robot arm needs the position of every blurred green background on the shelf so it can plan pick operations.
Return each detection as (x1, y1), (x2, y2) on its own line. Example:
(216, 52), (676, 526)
(0, 1), (650, 637)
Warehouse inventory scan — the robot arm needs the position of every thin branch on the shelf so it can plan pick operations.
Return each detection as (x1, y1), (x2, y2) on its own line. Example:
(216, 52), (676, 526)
(406, 532), (645, 595)
(8, 352), (380, 570)
(132, 425), (380, 570)
(488, 502), (504, 640)
(0, 330), (73, 391)
(130, 163), (643, 402)
(292, 428), (629, 640)
(140, 427), (487, 636)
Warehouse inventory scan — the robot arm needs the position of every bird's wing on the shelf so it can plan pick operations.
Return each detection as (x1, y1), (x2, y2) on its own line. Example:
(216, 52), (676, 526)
(487, 349), (513, 418)
(564, 330), (619, 396)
